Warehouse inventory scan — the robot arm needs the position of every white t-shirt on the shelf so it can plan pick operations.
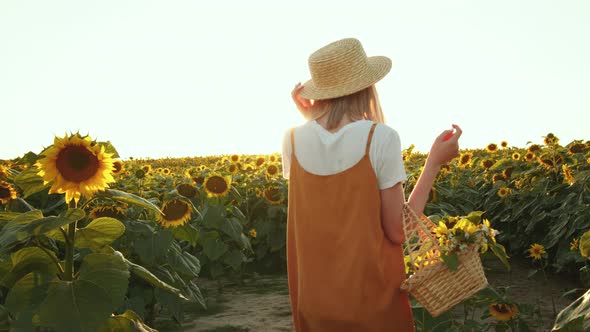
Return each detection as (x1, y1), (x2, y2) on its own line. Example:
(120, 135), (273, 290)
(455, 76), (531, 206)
(281, 119), (407, 190)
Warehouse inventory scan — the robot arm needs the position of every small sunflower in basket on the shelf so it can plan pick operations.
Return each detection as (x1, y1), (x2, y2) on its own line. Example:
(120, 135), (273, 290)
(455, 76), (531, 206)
(433, 211), (509, 270)
(404, 211), (510, 273)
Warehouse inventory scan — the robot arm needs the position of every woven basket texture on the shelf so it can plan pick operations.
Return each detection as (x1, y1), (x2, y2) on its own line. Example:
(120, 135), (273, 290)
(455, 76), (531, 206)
(401, 203), (488, 317)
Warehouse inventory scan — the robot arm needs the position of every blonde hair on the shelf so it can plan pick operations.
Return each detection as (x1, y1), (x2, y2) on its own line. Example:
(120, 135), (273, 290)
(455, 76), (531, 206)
(309, 85), (386, 130)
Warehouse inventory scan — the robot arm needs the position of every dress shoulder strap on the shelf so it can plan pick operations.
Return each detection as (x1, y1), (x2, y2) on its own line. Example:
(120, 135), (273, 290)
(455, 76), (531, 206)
(365, 123), (378, 156)
(290, 127), (296, 156)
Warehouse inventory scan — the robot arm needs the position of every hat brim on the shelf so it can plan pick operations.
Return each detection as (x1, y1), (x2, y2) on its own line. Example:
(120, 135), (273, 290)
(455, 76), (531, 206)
(299, 56), (392, 100)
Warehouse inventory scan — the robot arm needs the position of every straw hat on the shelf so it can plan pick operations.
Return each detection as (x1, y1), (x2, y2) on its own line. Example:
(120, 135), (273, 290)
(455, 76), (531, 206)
(299, 38), (392, 100)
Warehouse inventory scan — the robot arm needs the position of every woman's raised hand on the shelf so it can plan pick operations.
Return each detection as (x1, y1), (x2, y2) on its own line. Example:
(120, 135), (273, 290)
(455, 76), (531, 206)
(291, 83), (313, 118)
(427, 124), (462, 166)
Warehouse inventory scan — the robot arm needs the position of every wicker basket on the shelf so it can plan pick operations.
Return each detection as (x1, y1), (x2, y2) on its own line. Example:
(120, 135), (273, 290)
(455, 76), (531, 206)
(400, 203), (488, 317)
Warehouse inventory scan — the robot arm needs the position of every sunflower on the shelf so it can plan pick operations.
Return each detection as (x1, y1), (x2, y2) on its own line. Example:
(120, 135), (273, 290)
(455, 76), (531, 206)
(263, 186), (284, 205)
(562, 165), (575, 185)
(458, 153), (472, 167)
(227, 163), (239, 175)
(197, 165), (208, 171)
(141, 164), (152, 174)
(486, 143), (498, 152)
(497, 187), (511, 198)
(185, 167), (199, 178)
(230, 154), (240, 163)
(249, 229), (257, 238)
(255, 188), (262, 197)
(502, 167), (514, 179)
(36, 133), (115, 203)
(176, 183), (198, 199)
(255, 156), (266, 167)
(489, 303), (519, 321)
(134, 169), (146, 179)
(192, 175), (205, 186)
(544, 133), (559, 146)
(568, 143), (585, 155)
(156, 198), (192, 228)
(0, 181), (17, 204)
(162, 168), (171, 175)
(570, 238), (579, 251)
(492, 174), (504, 184)
(481, 159), (494, 169)
(528, 243), (546, 260)
(89, 205), (127, 220)
(203, 173), (232, 197)
(538, 154), (554, 168)
(269, 155), (277, 162)
(0, 165), (8, 179)
(512, 153), (520, 161)
(112, 160), (124, 175)
(524, 152), (535, 162)
(500, 141), (508, 148)
(265, 164), (280, 178)
(527, 144), (541, 153)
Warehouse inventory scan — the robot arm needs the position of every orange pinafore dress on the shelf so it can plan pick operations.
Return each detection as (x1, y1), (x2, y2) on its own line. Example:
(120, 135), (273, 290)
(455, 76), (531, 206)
(286, 122), (414, 332)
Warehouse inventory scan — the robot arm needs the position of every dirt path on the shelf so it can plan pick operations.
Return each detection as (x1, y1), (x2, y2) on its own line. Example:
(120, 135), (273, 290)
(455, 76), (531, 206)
(157, 257), (582, 332)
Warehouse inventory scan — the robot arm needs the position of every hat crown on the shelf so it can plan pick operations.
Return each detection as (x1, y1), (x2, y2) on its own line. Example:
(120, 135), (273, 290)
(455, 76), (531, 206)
(308, 38), (370, 89)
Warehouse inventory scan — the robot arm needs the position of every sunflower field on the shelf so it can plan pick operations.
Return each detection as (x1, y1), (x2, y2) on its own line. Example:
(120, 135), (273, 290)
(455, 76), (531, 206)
(1, 132), (590, 331)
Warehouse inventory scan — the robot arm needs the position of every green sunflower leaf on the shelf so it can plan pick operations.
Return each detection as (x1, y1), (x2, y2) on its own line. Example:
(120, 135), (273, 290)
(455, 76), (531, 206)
(98, 310), (157, 332)
(78, 253), (130, 310)
(14, 168), (49, 198)
(75, 217), (125, 250)
(38, 279), (114, 332)
(99, 189), (162, 215)
(0, 247), (58, 288)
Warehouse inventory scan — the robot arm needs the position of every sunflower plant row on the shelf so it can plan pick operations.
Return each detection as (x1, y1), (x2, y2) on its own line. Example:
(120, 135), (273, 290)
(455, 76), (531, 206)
(0, 134), (206, 331)
(1, 131), (589, 330)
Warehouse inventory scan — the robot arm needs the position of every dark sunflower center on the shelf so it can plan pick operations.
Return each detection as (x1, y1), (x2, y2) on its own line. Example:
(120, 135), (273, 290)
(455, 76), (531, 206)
(267, 165), (278, 175)
(460, 155), (470, 164)
(113, 161), (123, 173)
(0, 186), (10, 199)
(206, 176), (228, 194)
(256, 158), (265, 166)
(177, 184), (197, 198)
(265, 187), (280, 201)
(56, 145), (100, 182)
(192, 176), (204, 185)
(162, 199), (189, 221)
(492, 304), (509, 314)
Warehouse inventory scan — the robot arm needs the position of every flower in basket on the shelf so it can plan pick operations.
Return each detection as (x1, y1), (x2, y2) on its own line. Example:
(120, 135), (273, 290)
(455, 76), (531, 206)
(404, 211), (510, 274)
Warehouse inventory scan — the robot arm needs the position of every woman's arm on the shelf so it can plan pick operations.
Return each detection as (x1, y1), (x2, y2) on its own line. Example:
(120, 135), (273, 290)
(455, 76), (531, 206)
(380, 125), (462, 244)
(408, 124), (462, 215)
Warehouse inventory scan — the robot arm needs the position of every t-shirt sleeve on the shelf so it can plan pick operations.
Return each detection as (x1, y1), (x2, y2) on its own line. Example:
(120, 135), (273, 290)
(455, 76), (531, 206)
(281, 128), (292, 180)
(375, 126), (407, 190)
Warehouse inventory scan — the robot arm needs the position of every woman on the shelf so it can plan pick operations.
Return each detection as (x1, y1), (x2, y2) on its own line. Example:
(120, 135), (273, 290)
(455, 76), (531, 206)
(282, 38), (461, 331)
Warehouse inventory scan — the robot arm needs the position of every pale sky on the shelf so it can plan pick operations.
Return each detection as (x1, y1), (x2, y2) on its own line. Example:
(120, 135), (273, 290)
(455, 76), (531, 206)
(1, 1), (589, 160)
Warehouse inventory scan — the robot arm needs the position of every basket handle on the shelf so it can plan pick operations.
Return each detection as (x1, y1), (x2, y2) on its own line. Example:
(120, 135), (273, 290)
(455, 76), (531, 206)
(401, 203), (443, 272)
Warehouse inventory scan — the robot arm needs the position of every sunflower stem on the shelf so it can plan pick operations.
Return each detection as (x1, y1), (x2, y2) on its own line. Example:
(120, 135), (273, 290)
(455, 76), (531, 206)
(63, 201), (78, 281)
